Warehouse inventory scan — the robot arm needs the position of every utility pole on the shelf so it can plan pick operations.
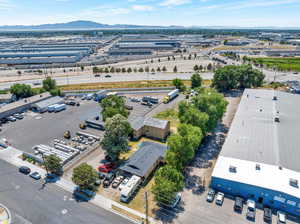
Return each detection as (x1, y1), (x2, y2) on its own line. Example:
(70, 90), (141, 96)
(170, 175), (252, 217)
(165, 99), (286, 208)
(144, 191), (149, 224)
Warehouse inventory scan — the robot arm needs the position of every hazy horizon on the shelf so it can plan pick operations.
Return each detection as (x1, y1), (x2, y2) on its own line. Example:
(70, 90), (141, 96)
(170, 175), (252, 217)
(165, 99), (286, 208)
(0, 0), (299, 27)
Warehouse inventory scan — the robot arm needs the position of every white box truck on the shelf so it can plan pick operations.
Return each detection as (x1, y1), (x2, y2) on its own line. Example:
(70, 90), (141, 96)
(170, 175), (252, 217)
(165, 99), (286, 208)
(54, 104), (66, 112)
(48, 104), (59, 112)
(163, 89), (179, 103)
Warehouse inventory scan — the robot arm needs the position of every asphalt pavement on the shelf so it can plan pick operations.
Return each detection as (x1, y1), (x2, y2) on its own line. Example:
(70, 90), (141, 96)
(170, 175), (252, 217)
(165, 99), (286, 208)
(0, 72), (211, 90)
(0, 159), (132, 224)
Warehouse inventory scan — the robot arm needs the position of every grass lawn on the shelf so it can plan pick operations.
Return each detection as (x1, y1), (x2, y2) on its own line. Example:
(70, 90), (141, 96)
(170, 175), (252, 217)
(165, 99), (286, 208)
(60, 80), (192, 91)
(119, 177), (159, 218)
(251, 57), (300, 72)
(154, 108), (180, 133)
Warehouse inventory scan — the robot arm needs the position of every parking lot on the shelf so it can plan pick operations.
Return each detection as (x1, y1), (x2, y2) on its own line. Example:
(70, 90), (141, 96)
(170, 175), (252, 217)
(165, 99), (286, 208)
(0, 99), (102, 154)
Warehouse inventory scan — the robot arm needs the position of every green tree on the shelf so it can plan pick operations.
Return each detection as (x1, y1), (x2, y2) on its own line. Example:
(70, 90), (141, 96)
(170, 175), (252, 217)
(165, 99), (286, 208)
(199, 65), (203, 71)
(152, 165), (184, 204)
(191, 73), (202, 88)
(110, 67), (115, 73)
(104, 67), (109, 73)
(50, 88), (61, 96)
(44, 154), (62, 175)
(192, 88), (228, 132)
(193, 65), (199, 72)
(92, 66), (99, 74)
(80, 66), (84, 71)
(145, 66), (150, 73)
(173, 65), (178, 73)
(212, 65), (265, 92)
(133, 68), (138, 73)
(151, 68), (155, 73)
(101, 114), (132, 161)
(121, 68), (126, 73)
(100, 95), (129, 121)
(10, 83), (34, 99)
(166, 124), (202, 170)
(178, 101), (209, 134)
(172, 78), (185, 91)
(43, 77), (56, 91)
(168, 56), (170, 61)
(157, 67), (161, 72)
(162, 66), (167, 72)
(138, 67), (144, 72)
(207, 63), (213, 71)
(72, 163), (98, 191)
(127, 67), (132, 73)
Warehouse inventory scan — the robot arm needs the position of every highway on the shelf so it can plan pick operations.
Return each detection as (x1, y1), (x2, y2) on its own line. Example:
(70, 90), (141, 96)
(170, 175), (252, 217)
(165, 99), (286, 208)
(0, 72), (213, 89)
(0, 159), (132, 224)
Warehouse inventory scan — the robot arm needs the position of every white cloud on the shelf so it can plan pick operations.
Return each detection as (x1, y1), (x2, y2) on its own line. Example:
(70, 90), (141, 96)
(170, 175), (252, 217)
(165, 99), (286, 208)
(160, 0), (190, 6)
(0, 0), (14, 10)
(132, 5), (154, 11)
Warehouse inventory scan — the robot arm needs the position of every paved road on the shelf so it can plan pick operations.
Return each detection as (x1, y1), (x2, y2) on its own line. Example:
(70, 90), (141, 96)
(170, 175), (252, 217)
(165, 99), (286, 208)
(0, 72), (213, 90)
(0, 159), (132, 224)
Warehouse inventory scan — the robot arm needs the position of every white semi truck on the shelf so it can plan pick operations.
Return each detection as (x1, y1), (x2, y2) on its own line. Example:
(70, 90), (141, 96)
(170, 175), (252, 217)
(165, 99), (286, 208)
(163, 89), (179, 103)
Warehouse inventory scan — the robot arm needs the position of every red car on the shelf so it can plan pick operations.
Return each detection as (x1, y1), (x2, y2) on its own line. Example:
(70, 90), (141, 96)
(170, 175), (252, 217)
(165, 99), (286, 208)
(98, 163), (116, 173)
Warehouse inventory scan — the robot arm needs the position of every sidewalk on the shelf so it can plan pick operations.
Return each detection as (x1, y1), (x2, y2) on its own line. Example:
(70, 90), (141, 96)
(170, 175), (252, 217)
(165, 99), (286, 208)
(0, 147), (160, 224)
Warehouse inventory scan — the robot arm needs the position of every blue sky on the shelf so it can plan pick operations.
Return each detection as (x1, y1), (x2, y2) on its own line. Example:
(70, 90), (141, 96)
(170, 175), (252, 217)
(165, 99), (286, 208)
(0, 0), (299, 27)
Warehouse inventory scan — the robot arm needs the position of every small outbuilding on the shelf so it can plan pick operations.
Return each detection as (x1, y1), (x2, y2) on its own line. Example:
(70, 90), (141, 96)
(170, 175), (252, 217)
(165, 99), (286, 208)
(129, 116), (170, 141)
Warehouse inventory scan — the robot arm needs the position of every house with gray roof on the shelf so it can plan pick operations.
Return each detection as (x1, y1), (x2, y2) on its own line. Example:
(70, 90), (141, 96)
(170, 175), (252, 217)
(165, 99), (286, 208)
(119, 141), (167, 180)
(128, 116), (170, 141)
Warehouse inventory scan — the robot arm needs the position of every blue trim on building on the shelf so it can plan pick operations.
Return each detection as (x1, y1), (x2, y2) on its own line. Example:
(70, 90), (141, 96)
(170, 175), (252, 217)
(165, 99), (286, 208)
(211, 177), (300, 217)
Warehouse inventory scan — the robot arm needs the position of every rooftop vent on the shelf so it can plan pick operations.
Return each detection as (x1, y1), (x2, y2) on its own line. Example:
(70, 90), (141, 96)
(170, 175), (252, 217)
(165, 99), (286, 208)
(255, 164), (261, 170)
(273, 96), (278, 100)
(274, 116), (280, 123)
(289, 178), (299, 188)
(229, 166), (237, 173)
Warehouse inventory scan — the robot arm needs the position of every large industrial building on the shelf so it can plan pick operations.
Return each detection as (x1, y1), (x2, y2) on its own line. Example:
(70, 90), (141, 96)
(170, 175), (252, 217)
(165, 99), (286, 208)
(211, 89), (300, 217)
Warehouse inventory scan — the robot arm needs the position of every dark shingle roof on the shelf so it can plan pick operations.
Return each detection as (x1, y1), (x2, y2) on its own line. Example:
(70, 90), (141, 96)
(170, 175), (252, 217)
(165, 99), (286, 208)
(119, 141), (167, 177)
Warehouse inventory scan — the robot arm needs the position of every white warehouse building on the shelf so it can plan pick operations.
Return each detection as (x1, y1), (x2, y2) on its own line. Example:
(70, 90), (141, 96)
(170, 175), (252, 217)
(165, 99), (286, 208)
(211, 89), (300, 217)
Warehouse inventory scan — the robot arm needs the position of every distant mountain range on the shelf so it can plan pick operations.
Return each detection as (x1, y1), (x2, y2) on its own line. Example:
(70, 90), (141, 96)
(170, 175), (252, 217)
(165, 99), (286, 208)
(0, 20), (298, 30)
(0, 20), (183, 30)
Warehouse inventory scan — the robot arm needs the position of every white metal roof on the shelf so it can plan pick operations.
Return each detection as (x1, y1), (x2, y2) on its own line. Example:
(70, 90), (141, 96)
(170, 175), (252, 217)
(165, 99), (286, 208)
(220, 88), (300, 172)
(212, 156), (300, 199)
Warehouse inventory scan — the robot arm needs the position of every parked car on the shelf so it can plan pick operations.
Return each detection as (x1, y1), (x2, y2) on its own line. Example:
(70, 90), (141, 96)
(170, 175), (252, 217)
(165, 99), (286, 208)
(94, 74), (100, 77)
(19, 166), (31, 175)
(7, 116), (17, 122)
(169, 193), (182, 208)
(215, 192), (224, 206)
(14, 113), (24, 119)
(112, 176), (124, 188)
(119, 177), (130, 191)
(98, 163), (116, 173)
(277, 211), (286, 224)
(246, 199), (256, 221)
(103, 172), (115, 187)
(263, 207), (272, 223)
(105, 74), (112, 78)
(73, 187), (96, 201)
(98, 172), (107, 179)
(234, 197), (244, 213)
(206, 188), (215, 202)
(29, 171), (41, 180)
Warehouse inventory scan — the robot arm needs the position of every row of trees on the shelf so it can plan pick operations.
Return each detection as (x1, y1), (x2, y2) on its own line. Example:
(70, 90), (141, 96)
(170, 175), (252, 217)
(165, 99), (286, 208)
(93, 66), (168, 74)
(172, 73), (203, 92)
(10, 77), (61, 99)
(152, 87), (228, 204)
(212, 65), (265, 92)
